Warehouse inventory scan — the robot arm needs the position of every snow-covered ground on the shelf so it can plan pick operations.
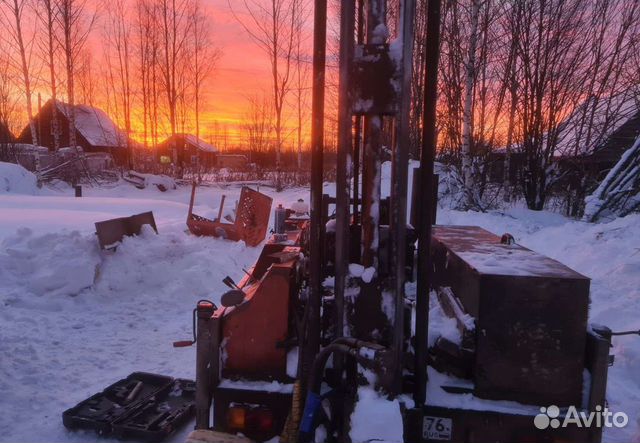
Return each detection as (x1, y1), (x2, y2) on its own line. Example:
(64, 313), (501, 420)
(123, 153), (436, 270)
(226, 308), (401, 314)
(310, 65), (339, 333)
(0, 162), (638, 442)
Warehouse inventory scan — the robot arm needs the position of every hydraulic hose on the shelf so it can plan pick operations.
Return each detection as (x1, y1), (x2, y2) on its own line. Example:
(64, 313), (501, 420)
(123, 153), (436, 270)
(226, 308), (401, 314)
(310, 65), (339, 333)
(298, 339), (386, 442)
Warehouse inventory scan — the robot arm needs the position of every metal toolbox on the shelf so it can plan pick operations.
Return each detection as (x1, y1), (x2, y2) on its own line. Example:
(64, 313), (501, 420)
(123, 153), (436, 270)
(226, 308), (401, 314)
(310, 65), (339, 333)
(62, 372), (195, 441)
(431, 225), (590, 406)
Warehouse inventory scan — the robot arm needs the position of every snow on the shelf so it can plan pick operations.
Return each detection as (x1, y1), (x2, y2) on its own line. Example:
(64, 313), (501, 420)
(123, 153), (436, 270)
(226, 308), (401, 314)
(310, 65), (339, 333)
(350, 386), (404, 443)
(584, 134), (640, 221)
(0, 181), (307, 443)
(218, 380), (294, 394)
(0, 161), (39, 194)
(58, 101), (130, 148)
(348, 263), (364, 277)
(181, 134), (218, 153)
(142, 173), (177, 191)
(361, 266), (376, 283)
(0, 165), (638, 442)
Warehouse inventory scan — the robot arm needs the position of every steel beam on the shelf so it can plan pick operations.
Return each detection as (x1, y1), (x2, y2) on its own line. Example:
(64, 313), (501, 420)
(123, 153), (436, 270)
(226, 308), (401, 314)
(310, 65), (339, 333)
(361, 0), (387, 268)
(390, 0), (416, 396)
(415, 0), (442, 406)
(304, 0), (327, 394)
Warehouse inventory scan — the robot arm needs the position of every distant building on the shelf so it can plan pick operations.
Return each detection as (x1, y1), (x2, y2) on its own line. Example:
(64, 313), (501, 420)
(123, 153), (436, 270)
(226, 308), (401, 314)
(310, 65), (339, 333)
(217, 154), (248, 169)
(17, 99), (133, 165)
(488, 92), (640, 184)
(157, 134), (218, 168)
(555, 92), (640, 175)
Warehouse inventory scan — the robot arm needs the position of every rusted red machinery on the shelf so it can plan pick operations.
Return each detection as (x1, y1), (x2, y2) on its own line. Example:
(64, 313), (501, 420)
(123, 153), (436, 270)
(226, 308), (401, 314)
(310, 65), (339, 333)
(179, 0), (615, 441)
(181, 215), (309, 441)
(187, 183), (273, 247)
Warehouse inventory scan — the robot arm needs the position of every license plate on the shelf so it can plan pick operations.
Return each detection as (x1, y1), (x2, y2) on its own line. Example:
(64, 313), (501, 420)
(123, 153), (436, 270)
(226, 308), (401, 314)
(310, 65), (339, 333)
(423, 416), (452, 441)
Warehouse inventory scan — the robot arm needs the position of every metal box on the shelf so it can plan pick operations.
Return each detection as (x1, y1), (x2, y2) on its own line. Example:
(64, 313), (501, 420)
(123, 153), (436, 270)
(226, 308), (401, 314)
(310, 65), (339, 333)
(431, 225), (590, 406)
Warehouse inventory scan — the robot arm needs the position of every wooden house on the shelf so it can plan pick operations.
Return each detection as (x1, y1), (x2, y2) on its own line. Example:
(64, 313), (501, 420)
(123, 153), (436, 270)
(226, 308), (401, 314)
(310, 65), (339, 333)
(157, 134), (218, 168)
(17, 99), (132, 165)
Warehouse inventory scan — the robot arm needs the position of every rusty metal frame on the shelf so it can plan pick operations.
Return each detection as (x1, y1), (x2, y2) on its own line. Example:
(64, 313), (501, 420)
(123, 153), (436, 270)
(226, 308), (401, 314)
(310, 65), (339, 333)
(186, 183), (273, 247)
(94, 211), (158, 249)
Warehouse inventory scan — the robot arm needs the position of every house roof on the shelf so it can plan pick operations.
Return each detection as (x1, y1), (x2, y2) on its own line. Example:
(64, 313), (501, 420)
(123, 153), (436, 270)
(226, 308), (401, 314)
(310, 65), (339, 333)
(554, 92), (640, 157)
(162, 134), (218, 153)
(56, 101), (129, 148)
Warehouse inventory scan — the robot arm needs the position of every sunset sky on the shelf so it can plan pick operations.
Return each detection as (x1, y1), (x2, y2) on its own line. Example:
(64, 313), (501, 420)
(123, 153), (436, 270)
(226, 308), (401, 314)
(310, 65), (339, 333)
(195, 3), (275, 146)
(155, 2), (314, 150)
(1, 0), (320, 150)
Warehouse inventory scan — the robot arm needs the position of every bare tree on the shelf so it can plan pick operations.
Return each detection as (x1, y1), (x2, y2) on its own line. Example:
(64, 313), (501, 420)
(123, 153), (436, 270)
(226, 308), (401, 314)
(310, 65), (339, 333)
(158, 0), (191, 172)
(511, 0), (591, 210)
(56, 0), (96, 150)
(76, 47), (95, 105)
(103, 0), (133, 167)
(0, 38), (20, 162)
(555, 0), (640, 216)
(188, 0), (220, 168)
(461, 0), (480, 204)
(36, 0), (61, 150)
(2, 0), (39, 147)
(291, 0), (310, 170)
(134, 0), (161, 150)
(242, 92), (274, 161)
(229, 0), (299, 190)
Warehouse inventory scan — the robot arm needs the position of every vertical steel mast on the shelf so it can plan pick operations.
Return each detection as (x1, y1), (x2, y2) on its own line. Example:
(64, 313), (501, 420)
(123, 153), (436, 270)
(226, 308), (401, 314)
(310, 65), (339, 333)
(415, 0), (442, 406)
(304, 0), (327, 393)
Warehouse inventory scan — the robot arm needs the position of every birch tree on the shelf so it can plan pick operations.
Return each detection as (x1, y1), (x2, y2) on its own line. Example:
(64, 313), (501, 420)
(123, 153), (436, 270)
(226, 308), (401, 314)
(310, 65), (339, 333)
(461, 0), (480, 206)
(36, 0), (61, 150)
(158, 0), (191, 171)
(103, 0), (133, 166)
(57, 0), (95, 150)
(2, 0), (39, 147)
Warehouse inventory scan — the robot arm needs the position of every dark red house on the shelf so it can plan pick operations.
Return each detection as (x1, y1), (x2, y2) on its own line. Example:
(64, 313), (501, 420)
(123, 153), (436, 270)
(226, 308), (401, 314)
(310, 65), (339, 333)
(17, 99), (133, 165)
(157, 134), (218, 168)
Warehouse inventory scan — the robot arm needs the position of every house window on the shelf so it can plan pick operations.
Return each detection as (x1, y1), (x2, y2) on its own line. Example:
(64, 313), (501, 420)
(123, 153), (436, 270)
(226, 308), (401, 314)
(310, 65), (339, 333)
(191, 155), (198, 164)
(160, 155), (171, 164)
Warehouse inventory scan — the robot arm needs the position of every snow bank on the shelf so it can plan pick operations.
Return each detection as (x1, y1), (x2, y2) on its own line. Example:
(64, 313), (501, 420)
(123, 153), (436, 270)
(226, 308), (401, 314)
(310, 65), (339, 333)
(143, 173), (177, 191)
(0, 161), (38, 194)
(0, 228), (100, 298)
(350, 386), (404, 442)
(0, 186), (282, 443)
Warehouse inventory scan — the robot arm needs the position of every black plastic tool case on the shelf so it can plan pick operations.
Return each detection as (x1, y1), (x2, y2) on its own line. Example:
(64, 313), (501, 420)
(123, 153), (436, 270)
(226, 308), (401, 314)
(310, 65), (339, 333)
(62, 372), (195, 441)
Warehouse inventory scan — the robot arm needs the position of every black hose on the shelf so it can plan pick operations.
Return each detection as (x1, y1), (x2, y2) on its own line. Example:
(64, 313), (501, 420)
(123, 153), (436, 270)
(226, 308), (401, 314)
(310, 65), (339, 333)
(308, 343), (356, 393)
(299, 340), (384, 442)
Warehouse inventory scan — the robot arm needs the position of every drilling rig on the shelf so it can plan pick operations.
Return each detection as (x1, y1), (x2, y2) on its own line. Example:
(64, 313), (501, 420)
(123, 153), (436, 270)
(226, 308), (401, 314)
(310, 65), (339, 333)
(181, 0), (613, 442)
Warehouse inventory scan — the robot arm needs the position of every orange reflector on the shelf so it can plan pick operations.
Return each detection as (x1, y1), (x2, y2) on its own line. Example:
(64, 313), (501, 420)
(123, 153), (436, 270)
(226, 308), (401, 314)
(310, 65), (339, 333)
(227, 407), (246, 430)
(253, 409), (274, 432)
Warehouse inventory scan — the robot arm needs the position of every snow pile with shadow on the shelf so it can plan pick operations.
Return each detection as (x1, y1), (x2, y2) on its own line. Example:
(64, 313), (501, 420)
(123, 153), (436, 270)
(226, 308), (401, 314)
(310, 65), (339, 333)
(0, 161), (39, 194)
